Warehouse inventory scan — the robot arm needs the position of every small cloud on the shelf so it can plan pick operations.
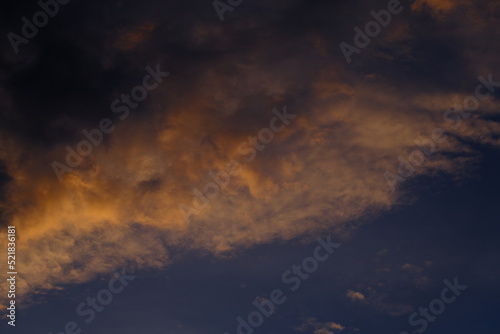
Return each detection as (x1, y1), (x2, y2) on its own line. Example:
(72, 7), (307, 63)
(346, 290), (365, 302)
(414, 276), (432, 288)
(327, 323), (345, 331)
(297, 318), (345, 334)
(411, 0), (455, 14)
(113, 23), (156, 51)
(315, 328), (335, 334)
(401, 263), (423, 273)
(377, 249), (389, 256)
(350, 287), (414, 316)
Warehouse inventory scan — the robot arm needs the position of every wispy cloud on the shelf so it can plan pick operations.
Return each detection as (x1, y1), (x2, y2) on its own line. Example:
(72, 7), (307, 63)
(0, 0), (499, 309)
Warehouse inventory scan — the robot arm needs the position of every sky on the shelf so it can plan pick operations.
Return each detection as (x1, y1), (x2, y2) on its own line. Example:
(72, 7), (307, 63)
(0, 0), (499, 333)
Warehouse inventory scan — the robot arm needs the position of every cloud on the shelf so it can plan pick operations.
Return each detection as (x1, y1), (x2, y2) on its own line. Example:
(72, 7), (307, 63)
(411, 0), (456, 14)
(346, 286), (414, 317)
(401, 263), (423, 273)
(346, 290), (365, 302)
(0, 0), (499, 308)
(113, 23), (156, 51)
(297, 317), (346, 334)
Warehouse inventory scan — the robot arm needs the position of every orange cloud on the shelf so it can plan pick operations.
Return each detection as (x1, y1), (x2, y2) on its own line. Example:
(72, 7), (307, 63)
(411, 0), (455, 13)
(113, 23), (156, 51)
(1, 25), (500, 309)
